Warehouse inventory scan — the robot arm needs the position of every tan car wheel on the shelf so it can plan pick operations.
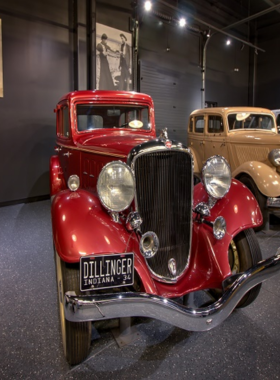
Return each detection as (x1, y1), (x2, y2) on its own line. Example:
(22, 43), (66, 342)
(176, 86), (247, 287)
(55, 251), (92, 365)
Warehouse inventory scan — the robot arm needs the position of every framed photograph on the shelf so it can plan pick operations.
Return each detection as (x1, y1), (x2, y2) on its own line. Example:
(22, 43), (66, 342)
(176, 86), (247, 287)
(0, 19), (3, 98)
(96, 23), (132, 91)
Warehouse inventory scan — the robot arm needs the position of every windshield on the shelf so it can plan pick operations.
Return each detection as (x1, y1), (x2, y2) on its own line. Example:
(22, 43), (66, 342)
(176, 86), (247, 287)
(76, 104), (151, 132)
(228, 113), (276, 132)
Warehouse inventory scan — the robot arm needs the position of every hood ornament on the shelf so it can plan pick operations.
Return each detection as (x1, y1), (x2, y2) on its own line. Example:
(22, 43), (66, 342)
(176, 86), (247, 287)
(159, 128), (168, 140)
(168, 258), (177, 276)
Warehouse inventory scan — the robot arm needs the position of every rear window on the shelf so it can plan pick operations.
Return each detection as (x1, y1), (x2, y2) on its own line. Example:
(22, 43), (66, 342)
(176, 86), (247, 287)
(76, 104), (151, 132)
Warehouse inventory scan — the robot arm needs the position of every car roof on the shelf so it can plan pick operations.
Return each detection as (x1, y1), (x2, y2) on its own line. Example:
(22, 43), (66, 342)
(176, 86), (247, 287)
(57, 90), (153, 104)
(190, 107), (275, 116)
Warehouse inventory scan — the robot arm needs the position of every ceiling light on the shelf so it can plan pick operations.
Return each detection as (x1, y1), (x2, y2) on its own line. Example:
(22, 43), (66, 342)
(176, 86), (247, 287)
(226, 39), (231, 46)
(179, 17), (186, 27)
(144, 1), (152, 11)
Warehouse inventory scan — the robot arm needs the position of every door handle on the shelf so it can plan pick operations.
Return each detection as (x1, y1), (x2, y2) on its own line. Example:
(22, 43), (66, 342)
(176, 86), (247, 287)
(63, 152), (72, 158)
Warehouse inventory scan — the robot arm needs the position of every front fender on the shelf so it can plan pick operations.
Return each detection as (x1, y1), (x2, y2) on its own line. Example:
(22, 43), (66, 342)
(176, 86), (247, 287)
(193, 179), (263, 237)
(52, 189), (134, 263)
(233, 161), (280, 197)
(51, 189), (158, 294)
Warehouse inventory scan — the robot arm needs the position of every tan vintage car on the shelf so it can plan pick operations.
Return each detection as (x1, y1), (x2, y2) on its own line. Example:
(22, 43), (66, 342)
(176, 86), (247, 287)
(188, 107), (280, 229)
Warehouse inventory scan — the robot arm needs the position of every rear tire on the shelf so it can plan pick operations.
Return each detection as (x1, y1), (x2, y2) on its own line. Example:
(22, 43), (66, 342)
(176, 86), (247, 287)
(238, 175), (268, 231)
(55, 251), (91, 365)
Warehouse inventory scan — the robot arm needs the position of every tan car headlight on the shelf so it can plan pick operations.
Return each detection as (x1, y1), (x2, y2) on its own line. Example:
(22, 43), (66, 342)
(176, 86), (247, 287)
(97, 161), (135, 212)
(202, 156), (231, 199)
(268, 149), (280, 167)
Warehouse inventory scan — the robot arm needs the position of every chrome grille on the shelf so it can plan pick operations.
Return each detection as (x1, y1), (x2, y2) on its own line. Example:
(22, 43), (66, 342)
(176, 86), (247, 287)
(133, 148), (193, 281)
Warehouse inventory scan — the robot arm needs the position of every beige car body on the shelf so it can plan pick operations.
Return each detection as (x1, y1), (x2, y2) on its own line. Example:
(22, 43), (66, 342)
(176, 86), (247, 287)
(188, 107), (280, 222)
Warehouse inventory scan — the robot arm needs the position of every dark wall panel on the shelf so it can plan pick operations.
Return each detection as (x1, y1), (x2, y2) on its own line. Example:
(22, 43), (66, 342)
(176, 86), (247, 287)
(139, 15), (201, 144)
(255, 29), (280, 109)
(205, 33), (250, 107)
(0, 0), (71, 203)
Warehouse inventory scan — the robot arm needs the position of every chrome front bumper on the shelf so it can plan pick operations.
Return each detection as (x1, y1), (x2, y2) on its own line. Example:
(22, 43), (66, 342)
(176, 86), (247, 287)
(65, 249), (280, 332)
(267, 197), (280, 217)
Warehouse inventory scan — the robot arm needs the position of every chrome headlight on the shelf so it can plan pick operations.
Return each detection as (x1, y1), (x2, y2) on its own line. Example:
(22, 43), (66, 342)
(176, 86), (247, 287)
(68, 175), (80, 191)
(97, 161), (135, 212)
(202, 156), (231, 199)
(268, 149), (280, 167)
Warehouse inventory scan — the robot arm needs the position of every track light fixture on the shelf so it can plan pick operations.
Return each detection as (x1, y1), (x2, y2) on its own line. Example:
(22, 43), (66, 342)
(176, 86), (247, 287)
(179, 17), (186, 27)
(144, 1), (152, 11)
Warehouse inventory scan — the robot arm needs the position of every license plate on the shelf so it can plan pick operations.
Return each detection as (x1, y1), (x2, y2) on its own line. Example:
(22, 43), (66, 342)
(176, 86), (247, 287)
(80, 253), (134, 291)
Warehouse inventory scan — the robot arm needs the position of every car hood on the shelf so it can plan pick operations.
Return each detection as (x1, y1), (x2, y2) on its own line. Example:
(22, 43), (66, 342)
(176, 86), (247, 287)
(76, 132), (155, 157)
(227, 130), (280, 148)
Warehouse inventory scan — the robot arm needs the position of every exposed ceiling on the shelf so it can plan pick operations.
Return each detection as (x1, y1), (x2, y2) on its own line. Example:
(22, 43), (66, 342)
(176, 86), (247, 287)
(142, 0), (280, 42)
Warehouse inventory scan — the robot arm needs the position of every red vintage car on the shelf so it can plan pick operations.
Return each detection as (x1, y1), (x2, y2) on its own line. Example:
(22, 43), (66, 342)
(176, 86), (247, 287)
(50, 90), (280, 365)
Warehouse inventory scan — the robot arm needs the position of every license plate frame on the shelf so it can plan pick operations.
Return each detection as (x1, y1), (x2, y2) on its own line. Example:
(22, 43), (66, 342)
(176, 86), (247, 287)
(80, 253), (134, 292)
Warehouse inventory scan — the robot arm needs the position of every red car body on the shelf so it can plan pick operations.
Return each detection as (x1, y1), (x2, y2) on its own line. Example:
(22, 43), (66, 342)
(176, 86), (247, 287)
(50, 90), (280, 365)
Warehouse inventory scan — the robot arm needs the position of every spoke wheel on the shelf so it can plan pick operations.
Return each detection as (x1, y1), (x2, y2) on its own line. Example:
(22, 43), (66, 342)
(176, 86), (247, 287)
(229, 228), (262, 308)
(210, 228), (262, 308)
(55, 251), (92, 365)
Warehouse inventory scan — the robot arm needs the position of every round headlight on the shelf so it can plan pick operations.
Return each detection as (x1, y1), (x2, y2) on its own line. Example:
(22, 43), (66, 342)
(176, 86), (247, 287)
(67, 175), (80, 192)
(97, 161), (135, 212)
(202, 156), (231, 199)
(268, 149), (280, 167)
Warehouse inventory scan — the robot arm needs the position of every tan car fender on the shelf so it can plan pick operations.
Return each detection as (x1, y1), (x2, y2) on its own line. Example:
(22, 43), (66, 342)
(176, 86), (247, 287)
(233, 161), (280, 197)
(188, 146), (202, 175)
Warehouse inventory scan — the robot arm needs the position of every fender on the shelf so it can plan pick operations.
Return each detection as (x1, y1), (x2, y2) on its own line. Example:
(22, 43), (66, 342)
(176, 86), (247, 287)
(193, 179), (263, 236)
(188, 146), (202, 175)
(233, 161), (280, 197)
(49, 155), (66, 197)
(51, 189), (159, 294)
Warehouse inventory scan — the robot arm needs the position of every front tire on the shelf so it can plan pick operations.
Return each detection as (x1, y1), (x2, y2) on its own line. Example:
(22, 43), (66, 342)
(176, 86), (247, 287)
(55, 251), (92, 365)
(229, 228), (262, 308)
(209, 228), (262, 308)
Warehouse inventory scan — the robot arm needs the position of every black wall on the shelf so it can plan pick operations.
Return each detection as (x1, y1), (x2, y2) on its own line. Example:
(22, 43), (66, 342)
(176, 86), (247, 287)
(0, 0), (278, 204)
(0, 0), (72, 204)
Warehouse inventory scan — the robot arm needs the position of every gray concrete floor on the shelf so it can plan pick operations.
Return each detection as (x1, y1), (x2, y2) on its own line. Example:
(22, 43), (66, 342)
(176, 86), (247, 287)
(0, 200), (280, 380)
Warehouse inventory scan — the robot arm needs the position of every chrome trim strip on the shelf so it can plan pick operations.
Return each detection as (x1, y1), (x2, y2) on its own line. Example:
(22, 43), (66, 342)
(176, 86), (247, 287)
(267, 197), (280, 208)
(57, 143), (126, 159)
(64, 250), (280, 331)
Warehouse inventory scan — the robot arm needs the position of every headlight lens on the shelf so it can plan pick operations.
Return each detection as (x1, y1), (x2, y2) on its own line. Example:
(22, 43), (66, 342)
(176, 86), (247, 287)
(268, 149), (280, 167)
(68, 175), (80, 191)
(202, 156), (231, 199)
(97, 161), (135, 212)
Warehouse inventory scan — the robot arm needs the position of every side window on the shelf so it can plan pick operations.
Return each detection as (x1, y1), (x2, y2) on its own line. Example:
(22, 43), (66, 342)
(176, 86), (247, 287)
(276, 114), (280, 126)
(195, 116), (204, 133)
(62, 107), (70, 137)
(189, 117), (193, 132)
(208, 116), (223, 133)
(56, 106), (70, 138)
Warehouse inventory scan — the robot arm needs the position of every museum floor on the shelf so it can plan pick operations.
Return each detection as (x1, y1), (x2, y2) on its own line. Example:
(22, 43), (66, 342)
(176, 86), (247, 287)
(0, 200), (280, 380)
